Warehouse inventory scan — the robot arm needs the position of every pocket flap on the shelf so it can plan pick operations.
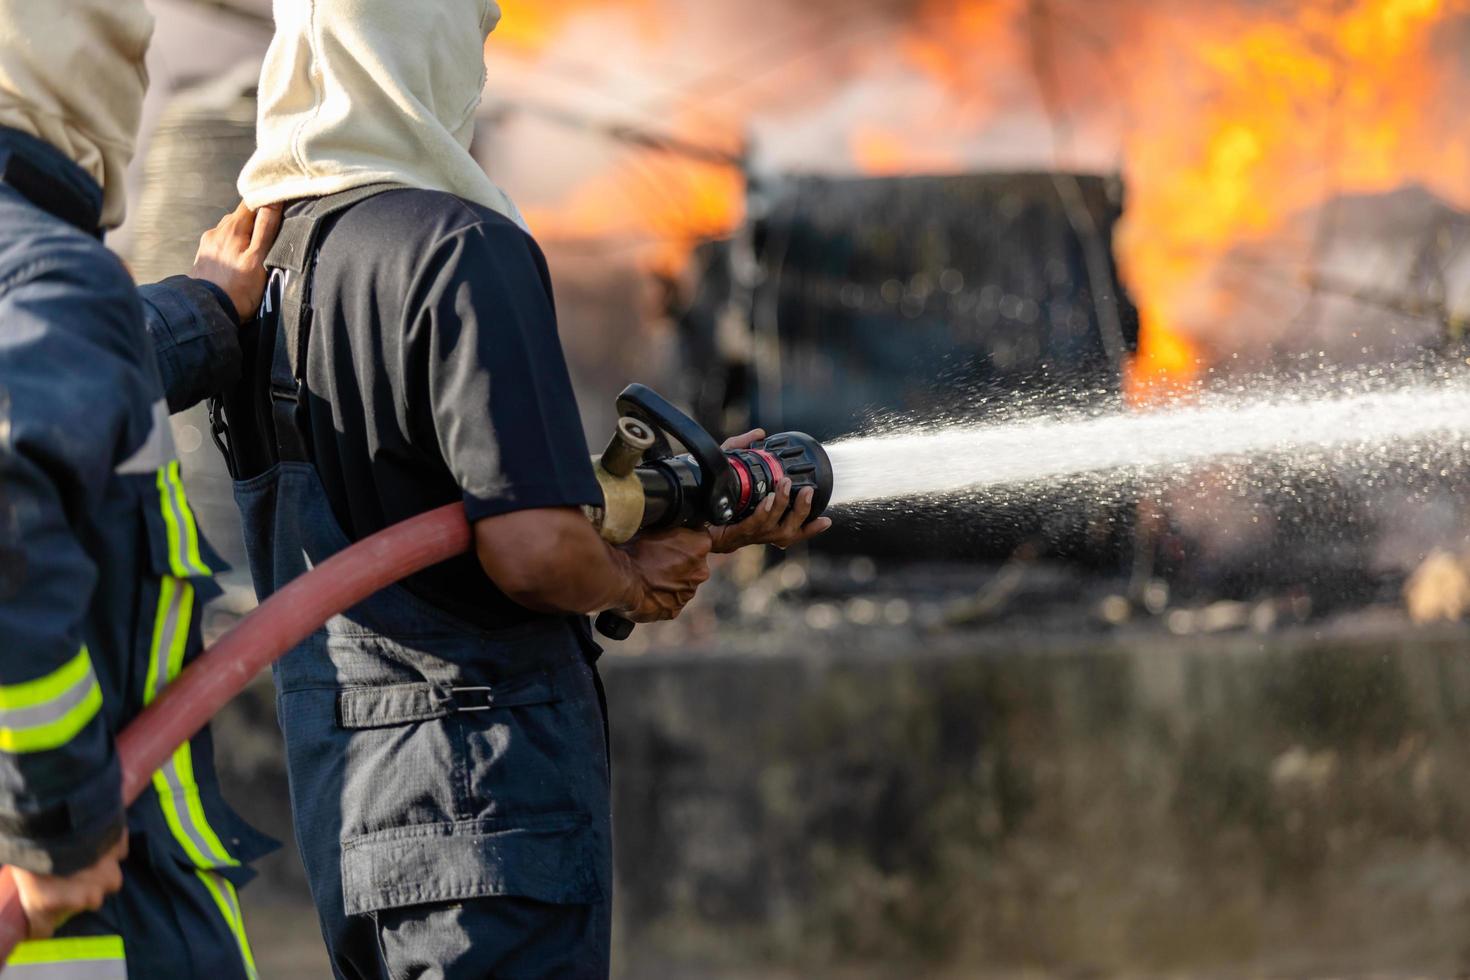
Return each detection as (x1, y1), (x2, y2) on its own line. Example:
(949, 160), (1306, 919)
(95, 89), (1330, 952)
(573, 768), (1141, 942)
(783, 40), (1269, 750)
(337, 683), (451, 728)
(340, 815), (601, 915)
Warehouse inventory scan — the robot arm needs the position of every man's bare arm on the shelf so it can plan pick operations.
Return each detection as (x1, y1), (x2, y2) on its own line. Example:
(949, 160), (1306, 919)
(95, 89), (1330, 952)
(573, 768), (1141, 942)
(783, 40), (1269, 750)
(475, 507), (711, 622)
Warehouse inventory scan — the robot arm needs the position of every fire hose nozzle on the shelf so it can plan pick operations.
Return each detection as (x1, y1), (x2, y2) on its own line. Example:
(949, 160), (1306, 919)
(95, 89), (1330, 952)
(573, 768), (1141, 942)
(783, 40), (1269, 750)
(586, 416), (657, 546)
(602, 417), (656, 477)
(585, 384), (834, 640)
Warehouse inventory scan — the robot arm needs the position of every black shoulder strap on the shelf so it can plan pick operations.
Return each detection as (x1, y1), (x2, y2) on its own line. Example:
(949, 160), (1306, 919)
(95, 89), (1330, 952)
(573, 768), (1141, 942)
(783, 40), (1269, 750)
(265, 183), (399, 462)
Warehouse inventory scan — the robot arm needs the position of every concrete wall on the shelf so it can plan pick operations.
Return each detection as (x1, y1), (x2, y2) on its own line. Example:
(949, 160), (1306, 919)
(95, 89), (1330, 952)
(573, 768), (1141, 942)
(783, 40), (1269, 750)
(222, 626), (1470, 977)
(603, 626), (1470, 977)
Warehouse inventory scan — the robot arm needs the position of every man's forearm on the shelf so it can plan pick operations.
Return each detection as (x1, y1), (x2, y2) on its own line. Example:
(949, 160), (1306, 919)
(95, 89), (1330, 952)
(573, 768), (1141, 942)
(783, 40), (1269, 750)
(475, 508), (643, 616)
(502, 535), (643, 616)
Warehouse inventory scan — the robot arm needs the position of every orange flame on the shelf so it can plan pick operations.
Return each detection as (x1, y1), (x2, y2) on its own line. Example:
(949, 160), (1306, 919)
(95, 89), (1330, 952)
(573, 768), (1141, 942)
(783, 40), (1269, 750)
(518, 159), (744, 275)
(889, 0), (1470, 402)
(491, 1), (740, 273)
(1116, 0), (1470, 399)
(493, 0), (660, 52)
(492, 0), (1470, 402)
(850, 123), (964, 177)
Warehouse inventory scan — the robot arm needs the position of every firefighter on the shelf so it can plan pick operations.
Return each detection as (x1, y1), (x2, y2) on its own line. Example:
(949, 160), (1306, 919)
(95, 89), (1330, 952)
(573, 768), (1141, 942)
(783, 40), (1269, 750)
(211, 0), (829, 975)
(0, 1), (281, 976)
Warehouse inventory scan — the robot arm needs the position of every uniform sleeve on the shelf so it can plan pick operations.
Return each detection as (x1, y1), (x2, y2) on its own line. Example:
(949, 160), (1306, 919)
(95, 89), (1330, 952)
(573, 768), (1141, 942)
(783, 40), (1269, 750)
(404, 223), (602, 522)
(138, 275), (242, 413)
(0, 246), (139, 874)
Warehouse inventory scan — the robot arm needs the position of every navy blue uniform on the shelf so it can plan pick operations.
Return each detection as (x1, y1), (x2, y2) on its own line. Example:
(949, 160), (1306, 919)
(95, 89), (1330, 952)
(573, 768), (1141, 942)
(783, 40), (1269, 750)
(219, 186), (612, 978)
(0, 126), (274, 978)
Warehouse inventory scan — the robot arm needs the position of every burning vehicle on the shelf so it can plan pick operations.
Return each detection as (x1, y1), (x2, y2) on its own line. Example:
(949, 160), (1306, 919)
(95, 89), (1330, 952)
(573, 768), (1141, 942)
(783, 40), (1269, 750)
(676, 171), (1137, 439)
(666, 169), (1141, 563)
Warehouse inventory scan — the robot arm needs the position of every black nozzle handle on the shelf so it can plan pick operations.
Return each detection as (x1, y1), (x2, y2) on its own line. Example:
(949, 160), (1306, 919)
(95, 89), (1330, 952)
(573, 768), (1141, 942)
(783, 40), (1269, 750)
(615, 384), (739, 525)
(595, 611), (635, 641)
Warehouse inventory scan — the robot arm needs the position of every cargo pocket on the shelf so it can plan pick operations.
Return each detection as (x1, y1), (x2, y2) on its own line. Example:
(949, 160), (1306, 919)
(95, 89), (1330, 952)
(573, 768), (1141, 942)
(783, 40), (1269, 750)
(335, 673), (604, 916)
(453, 662), (608, 826)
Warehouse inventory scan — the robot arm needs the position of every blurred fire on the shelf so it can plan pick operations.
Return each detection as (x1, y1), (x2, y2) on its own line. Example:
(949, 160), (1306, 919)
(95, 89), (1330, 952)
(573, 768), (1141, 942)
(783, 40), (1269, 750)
(492, 0), (1470, 399)
(518, 159), (744, 275)
(850, 123), (963, 177)
(493, 0), (660, 52)
(1114, 0), (1470, 401)
(491, 1), (740, 274)
(893, 0), (1470, 402)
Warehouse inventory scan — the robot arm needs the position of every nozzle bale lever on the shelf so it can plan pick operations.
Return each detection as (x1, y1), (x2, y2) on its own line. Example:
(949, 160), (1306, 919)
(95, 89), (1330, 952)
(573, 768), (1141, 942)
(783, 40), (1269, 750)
(584, 384), (833, 640)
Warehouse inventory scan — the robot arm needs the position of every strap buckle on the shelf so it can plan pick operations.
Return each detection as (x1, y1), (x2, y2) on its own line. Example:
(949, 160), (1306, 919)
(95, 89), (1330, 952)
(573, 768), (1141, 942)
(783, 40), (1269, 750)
(207, 396), (237, 479)
(446, 686), (495, 712)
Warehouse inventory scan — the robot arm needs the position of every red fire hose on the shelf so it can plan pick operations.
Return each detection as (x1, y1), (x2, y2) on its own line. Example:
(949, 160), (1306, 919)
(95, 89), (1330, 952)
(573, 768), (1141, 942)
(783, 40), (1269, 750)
(0, 503), (471, 968)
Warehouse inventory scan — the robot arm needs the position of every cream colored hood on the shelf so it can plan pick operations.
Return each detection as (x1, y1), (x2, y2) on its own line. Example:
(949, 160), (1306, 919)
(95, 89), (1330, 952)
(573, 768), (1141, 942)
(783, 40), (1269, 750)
(239, 0), (522, 226)
(0, 0), (154, 229)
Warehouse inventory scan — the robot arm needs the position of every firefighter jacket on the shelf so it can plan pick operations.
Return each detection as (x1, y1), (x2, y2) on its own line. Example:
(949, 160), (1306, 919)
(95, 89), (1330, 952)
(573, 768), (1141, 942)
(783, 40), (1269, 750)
(0, 124), (274, 882)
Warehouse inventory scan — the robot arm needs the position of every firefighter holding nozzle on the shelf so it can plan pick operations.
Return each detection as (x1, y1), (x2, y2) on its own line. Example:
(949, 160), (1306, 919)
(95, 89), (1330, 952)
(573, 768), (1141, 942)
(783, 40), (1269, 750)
(1, 0), (830, 978)
(202, 0), (831, 975)
(0, 2), (286, 976)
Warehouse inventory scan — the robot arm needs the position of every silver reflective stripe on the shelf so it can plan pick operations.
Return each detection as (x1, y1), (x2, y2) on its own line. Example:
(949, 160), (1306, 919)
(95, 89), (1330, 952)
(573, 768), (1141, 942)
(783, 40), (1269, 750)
(156, 752), (228, 865)
(146, 578), (236, 869)
(5, 960), (127, 980)
(0, 667), (96, 731)
(0, 648), (103, 755)
(161, 463), (210, 577)
(196, 871), (259, 979)
(7, 936), (126, 980)
(149, 585), (184, 699)
(115, 400), (176, 475)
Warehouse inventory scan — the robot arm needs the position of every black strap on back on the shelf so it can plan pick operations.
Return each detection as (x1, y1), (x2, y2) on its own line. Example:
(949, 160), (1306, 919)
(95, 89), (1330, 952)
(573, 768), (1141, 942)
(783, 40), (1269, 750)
(265, 183), (399, 462)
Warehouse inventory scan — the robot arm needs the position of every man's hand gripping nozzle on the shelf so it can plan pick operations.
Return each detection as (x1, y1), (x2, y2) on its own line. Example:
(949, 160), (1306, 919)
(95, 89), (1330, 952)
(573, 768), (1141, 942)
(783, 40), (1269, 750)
(583, 384), (834, 640)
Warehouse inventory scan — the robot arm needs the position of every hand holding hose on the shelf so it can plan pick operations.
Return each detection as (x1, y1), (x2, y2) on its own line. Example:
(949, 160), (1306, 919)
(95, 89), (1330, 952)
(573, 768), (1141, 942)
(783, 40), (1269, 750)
(9, 833), (127, 939)
(587, 386), (835, 640)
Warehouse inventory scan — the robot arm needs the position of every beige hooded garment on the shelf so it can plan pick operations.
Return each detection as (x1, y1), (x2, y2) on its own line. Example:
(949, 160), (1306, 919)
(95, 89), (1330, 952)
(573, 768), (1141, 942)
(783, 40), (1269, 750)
(0, 0), (154, 229)
(238, 0), (523, 227)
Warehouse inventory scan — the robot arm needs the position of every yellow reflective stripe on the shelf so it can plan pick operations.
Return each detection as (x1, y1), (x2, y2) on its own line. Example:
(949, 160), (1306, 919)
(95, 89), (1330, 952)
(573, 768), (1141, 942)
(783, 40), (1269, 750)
(174, 744), (236, 866)
(163, 581), (235, 865)
(9, 935), (124, 964)
(0, 648), (102, 754)
(197, 871), (258, 980)
(148, 578), (211, 867)
(145, 579), (237, 868)
(155, 467), (187, 578)
(166, 462), (211, 576)
(143, 576), (175, 706)
(0, 683), (101, 754)
(0, 647), (92, 710)
(154, 775), (237, 868)
(165, 580), (192, 682)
